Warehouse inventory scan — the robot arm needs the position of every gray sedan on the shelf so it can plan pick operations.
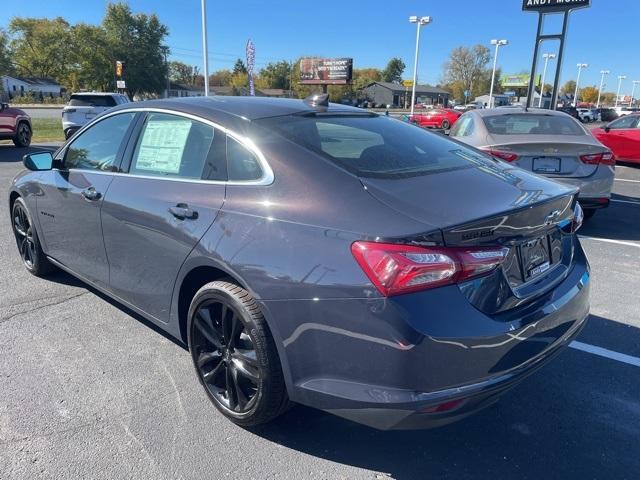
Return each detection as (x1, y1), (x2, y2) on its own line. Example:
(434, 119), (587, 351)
(449, 108), (615, 218)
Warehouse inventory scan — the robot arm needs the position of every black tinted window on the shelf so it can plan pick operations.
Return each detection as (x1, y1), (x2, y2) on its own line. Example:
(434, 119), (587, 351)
(484, 114), (585, 135)
(130, 113), (214, 179)
(227, 137), (263, 181)
(65, 113), (135, 171)
(609, 116), (639, 129)
(254, 114), (477, 179)
(69, 95), (117, 107)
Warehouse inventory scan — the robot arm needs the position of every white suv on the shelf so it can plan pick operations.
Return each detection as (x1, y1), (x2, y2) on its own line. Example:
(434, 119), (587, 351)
(62, 92), (130, 139)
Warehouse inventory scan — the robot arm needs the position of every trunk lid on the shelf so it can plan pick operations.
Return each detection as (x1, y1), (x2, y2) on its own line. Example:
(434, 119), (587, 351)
(487, 137), (605, 178)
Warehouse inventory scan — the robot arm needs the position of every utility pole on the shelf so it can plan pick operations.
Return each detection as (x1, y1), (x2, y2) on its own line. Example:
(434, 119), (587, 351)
(615, 75), (626, 108)
(201, 0), (210, 96)
(489, 39), (508, 108)
(573, 63), (588, 107)
(538, 53), (556, 107)
(408, 16), (432, 116)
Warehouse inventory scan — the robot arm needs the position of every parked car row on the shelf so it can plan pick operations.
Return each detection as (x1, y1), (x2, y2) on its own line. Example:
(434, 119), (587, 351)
(408, 108), (461, 129)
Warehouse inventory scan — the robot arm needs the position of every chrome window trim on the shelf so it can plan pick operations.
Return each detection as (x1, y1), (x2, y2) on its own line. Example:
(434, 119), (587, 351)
(60, 107), (275, 186)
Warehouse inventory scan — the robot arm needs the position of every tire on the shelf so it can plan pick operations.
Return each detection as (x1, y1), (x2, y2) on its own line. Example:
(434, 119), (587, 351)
(11, 197), (56, 276)
(64, 127), (78, 140)
(12, 121), (32, 148)
(441, 119), (451, 130)
(583, 208), (597, 220)
(187, 281), (290, 427)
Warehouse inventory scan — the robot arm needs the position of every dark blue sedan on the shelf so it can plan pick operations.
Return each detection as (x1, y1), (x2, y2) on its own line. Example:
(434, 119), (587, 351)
(9, 95), (589, 429)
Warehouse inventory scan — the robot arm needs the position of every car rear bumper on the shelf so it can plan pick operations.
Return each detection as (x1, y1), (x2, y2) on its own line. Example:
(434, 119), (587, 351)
(262, 240), (590, 429)
(549, 165), (614, 206)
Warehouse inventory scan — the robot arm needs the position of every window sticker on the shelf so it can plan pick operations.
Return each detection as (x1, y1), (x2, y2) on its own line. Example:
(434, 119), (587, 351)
(135, 119), (192, 174)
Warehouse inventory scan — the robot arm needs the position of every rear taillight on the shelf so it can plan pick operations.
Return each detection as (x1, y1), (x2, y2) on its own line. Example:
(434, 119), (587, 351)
(351, 242), (509, 296)
(480, 147), (519, 162)
(580, 151), (615, 165)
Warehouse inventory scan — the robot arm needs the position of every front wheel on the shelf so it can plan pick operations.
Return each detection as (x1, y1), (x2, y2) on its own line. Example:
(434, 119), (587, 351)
(13, 122), (32, 147)
(187, 281), (290, 427)
(11, 197), (56, 276)
(441, 119), (451, 130)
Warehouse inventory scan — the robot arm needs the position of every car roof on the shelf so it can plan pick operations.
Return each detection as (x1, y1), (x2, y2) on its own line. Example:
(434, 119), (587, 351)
(108, 96), (363, 122)
(71, 92), (125, 96)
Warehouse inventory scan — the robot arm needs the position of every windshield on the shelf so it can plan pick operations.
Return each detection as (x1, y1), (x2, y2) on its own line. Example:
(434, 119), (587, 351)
(484, 114), (585, 135)
(254, 114), (493, 179)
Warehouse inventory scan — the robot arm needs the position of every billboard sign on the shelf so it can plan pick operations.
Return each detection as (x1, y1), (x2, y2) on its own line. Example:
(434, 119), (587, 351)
(299, 57), (353, 85)
(501, 74), (542, 88)
(522, 0), (590, 13)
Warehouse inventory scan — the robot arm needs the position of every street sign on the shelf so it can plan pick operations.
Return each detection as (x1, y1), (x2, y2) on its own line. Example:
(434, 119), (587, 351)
(464, 90), (470, 97)
(115, 61), (123, 78)
(504, 91), (516, 97)
(522, 0), (590, 12)
(403, 80), (414, 87)
(116, 80), (126, 89)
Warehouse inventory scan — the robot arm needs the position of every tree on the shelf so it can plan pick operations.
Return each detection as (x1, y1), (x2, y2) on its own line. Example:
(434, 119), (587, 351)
(209, 69), (232, 86)
(0, 29), (14, 77)
(102, 2), (169, 98)
(67, 23), (113, 92)
(169, 60), (199, 85)
(382, 58), (405, 84)
(259, 60), (292, 90)
(542, 83), (553, 95)
(9, 17), (74, 79)
(561, 80), (576, 96)
(233, 59), (247, 75)
(442, 45), (491, 103)
(580, 85), (599, 104)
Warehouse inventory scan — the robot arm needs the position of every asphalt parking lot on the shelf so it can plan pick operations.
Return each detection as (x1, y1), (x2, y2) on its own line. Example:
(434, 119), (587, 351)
(0, 144), (638, 480)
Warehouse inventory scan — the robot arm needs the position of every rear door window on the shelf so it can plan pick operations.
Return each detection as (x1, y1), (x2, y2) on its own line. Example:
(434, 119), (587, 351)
(483, 114), (585, 135)
(129, 113), (215, 179)
(227, 136), (263, 181)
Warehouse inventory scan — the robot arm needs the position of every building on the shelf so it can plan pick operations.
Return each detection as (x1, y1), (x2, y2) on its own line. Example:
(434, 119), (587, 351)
(361, 81), (450, 108)
(1, 75), (62, 97)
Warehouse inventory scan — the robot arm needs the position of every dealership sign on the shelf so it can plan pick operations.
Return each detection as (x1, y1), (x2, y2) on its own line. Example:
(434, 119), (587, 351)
(300, 58), (353, 85)
(522, 0), (590, 12)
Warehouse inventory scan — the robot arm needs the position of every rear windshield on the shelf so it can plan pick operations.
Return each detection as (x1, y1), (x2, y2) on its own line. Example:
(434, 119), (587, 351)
(484, 114), (585, 135)
(254, 114), (494, 179)
(68, 95), (117, 107)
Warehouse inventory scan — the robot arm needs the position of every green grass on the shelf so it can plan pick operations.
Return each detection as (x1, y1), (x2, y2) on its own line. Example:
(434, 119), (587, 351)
(31, 118), (65, 143)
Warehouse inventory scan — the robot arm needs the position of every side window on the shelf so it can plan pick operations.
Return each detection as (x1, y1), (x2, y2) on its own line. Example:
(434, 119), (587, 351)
(129, 113), (214, 179)
(609, 116), (637, 130)
(64, 112), (135, 171)
(227, 136), (263, 181)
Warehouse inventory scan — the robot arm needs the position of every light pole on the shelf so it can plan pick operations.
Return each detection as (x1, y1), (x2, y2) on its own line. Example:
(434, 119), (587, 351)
(488, 39), (508, 109)
(538, 53), (556, 108)
(409, 15), (432, 116)
(631, 80), (640, 108)
(201, 0), (210, 96)
(615, 76), (626, 107)
(573, 63), (588, 106)
(596, 70), (610, 108)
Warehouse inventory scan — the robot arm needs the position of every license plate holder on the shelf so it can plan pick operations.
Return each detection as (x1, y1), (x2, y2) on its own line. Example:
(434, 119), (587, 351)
(532, 157), (561, 173)
(520, 236), (552, 280)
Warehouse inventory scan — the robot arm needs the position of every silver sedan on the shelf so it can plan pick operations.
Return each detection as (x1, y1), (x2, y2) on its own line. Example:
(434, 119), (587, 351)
(449, 108), (615, 218)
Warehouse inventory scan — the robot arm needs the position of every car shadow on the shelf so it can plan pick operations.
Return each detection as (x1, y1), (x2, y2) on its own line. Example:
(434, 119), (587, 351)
(0, 144), (60, 163)
(245, 314), (639, 479)
(580, 192), (640, 241)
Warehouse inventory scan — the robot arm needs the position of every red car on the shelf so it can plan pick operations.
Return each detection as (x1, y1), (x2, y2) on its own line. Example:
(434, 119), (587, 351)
(0, 102), (32, 147)
(409, 108), (461, 129)
(591, 114), (640, 164)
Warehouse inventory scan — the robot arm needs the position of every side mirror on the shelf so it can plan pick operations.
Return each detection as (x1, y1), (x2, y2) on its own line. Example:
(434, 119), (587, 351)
(604, 126), (611, 133)
(23, 152), (54, 171)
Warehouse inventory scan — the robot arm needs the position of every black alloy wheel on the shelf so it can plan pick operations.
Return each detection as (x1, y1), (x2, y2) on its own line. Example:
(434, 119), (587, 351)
(13, 122), (32, 147)
(11, 197), (55, 276)
(188, 281), (289, 426)
(12, 200), (36, 269)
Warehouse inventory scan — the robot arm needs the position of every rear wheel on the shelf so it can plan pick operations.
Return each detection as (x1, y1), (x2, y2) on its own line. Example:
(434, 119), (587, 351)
(13, 122), (32, 147)
(11, 197), (56, 276)
(441, 119), (451, 130)
(187, 281), (289, 427)
(64, 127), (79, 140)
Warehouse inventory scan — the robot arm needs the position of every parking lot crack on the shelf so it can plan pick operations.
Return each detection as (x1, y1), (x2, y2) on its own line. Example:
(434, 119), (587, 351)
(0, 291), (89, 324)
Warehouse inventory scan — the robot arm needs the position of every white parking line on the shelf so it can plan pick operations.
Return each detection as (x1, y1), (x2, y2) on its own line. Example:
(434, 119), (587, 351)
(614, 178), (640, 183)
(570, 341), (640, 368)
(579, 236), (640, 248)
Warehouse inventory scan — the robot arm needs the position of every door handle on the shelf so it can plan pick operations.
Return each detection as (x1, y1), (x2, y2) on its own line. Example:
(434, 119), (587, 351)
(169, 203), (198, 220)
(81, 187), (101, 201)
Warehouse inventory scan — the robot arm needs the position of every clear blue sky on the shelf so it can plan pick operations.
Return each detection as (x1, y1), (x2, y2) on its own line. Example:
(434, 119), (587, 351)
(2, 0), (638, 93)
